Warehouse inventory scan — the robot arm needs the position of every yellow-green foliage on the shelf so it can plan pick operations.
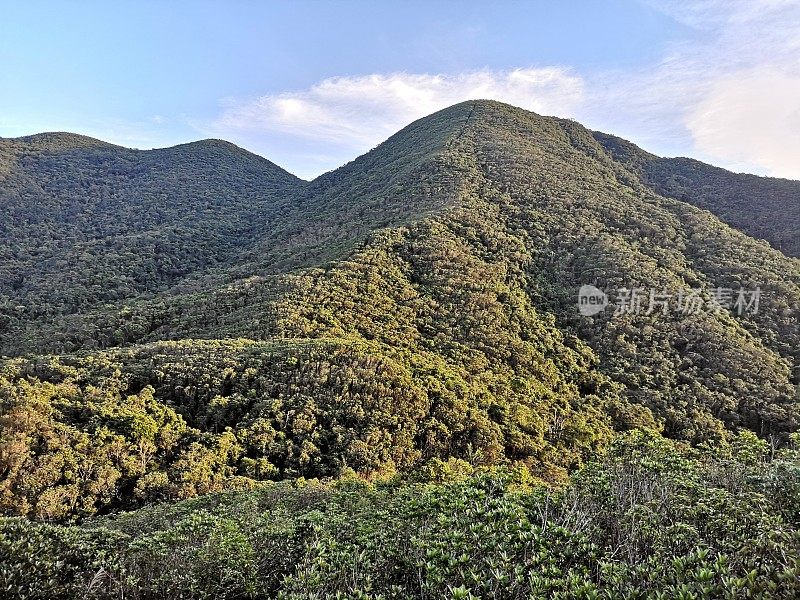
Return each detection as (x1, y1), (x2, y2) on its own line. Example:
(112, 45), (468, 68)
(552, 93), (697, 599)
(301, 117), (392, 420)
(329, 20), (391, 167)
(0, 331), (616, 519)
(1, 432), (798, 599)
(0, 102), (798, 597)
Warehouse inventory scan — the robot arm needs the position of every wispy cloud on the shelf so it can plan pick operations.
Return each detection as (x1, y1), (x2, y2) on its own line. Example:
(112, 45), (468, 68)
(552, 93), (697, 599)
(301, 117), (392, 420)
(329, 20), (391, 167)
(202, 0), (800, 179)
(686, 67), (800, 176)
(208, 68), (583, 148)
(624, 0), (800, 177)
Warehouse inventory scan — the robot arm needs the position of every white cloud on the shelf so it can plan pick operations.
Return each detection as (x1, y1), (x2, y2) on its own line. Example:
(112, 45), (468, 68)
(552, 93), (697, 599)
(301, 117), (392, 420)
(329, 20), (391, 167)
(201, 1), (800, 180)
(210, 68), (583, 150)
(686, 68), (800, 177)
(632, 0), (800, 177)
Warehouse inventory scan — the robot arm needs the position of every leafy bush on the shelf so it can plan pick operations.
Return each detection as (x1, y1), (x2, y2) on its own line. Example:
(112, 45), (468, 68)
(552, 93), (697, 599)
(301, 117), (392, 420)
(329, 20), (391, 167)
(1, 432), (797, 598)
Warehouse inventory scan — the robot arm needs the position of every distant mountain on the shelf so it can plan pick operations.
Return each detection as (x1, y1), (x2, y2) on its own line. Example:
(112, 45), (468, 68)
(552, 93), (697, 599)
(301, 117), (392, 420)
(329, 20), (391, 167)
(1, 101), (798, 521)
(594, 131), (800, 257)
(0, 133), (304, 317)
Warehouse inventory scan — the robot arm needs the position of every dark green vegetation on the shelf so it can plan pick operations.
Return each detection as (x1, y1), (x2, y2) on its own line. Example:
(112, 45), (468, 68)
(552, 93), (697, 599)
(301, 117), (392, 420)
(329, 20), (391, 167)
(1, 100), (799, 597)
(2, 433), (798, 599)
(0, 134), (300, 315)
(594, 131), (800, 257)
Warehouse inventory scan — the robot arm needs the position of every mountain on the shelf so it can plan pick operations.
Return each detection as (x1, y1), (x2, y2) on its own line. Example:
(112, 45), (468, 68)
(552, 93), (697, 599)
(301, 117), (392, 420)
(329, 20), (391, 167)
(594, 131), (800, 257)
(0, 109), (472, 332)
(2, 100), (800, 599)
(0, 101), (799, 523)
(0, 133), (305, 318)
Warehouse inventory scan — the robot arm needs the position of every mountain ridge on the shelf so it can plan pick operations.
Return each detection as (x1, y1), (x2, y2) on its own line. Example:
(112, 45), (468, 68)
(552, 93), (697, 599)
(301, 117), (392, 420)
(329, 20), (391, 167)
(11, 98), (799, 189)
(593, 130), (800, 257)
(0, 99), (798, 522)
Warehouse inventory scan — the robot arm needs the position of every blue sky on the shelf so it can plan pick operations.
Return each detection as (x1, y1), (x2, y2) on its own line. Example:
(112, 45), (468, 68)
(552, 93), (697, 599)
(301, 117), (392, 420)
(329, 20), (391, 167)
(2, 0), (799, 179)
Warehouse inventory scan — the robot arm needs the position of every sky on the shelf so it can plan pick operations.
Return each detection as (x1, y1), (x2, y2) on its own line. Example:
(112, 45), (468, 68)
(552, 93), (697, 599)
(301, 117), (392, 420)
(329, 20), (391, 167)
(1, 0), (799, 180)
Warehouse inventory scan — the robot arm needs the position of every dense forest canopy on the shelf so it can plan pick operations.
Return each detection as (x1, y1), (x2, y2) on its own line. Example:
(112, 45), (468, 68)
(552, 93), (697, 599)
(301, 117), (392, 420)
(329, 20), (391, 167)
(0, 100), (798, 597)
(593, 131), (800, 258)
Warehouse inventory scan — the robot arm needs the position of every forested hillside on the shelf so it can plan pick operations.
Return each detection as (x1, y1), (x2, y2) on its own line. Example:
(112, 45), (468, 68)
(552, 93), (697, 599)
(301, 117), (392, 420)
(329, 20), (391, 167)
(0, 134), (308, 324)
(1, 100), (799, 597)
(0, 107), (474, 344)
(594, 131), (800, 257)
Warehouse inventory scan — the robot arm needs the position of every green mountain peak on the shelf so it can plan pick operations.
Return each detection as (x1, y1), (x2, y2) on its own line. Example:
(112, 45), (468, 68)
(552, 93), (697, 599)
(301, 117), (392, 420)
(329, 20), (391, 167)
(0, 101), (798, 523)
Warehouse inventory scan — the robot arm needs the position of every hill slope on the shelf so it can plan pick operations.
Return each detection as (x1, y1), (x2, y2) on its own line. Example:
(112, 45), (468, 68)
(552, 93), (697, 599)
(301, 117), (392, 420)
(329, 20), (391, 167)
(0, 101), (798, 522)
(0, 133), (305, 319)
(594, 131), (800, 257)
(0, 109), (472, 336)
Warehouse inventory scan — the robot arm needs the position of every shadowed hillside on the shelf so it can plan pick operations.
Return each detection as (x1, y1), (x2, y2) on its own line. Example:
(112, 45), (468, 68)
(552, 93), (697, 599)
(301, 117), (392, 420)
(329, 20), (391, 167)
(0, 133), (304, 318)
(594, 131), (800, 257)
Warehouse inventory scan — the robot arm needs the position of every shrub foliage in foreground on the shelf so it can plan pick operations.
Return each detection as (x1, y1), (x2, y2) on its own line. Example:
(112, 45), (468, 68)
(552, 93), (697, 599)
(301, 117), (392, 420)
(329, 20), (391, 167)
(1, 431), (798, 599)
